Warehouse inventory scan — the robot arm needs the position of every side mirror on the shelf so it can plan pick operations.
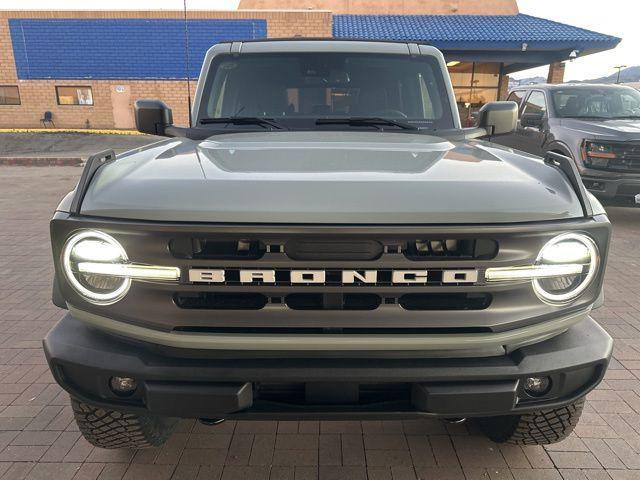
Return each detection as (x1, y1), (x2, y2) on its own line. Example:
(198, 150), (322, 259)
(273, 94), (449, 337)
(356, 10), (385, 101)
(477, 101), (518, 136)
(134, 99), (173, 136)
(521, 111), (544, 128)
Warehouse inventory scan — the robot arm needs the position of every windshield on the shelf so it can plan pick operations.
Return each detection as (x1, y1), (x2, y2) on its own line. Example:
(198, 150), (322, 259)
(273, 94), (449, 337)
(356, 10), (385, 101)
(197, 52), (455, 130)
(551, 87), (640, 119)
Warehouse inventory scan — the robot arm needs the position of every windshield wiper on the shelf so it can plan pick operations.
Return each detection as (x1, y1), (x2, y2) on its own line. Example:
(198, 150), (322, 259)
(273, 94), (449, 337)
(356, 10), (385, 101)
(315, 117), (419, 131)
(613, 115), (640, 119)
(199, 117), (286, 129)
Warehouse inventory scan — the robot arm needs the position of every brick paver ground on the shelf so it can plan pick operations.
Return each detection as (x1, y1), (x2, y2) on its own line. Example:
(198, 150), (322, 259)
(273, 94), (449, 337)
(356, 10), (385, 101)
(1, 165), (639, 480)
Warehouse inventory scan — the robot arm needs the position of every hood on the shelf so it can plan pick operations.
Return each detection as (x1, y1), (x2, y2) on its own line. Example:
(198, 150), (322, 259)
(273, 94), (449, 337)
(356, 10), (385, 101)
(80, 131), (584, 224)
(559, 118), (640, 140)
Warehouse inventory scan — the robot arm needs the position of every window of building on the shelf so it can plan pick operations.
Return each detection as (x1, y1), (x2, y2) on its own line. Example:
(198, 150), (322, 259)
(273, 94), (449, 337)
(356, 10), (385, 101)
(448, 62), (501, 126)
(0, 86), (20, 105)
(523, 91), (547, 115)
(56, 86), (93, 106)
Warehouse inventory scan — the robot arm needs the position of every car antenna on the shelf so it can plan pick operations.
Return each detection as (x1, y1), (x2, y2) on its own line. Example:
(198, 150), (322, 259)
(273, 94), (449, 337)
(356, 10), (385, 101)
(183, 0), (193, 128)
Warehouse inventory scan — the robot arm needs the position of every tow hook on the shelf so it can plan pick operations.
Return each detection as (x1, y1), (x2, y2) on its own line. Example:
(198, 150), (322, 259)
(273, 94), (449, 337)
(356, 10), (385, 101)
(199, 418), (226, 426)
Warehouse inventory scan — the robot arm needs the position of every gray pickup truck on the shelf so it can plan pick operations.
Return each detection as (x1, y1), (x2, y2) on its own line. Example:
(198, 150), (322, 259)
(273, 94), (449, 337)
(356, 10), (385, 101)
(494, 83), (640, 202)
(44, 39), (612, 449)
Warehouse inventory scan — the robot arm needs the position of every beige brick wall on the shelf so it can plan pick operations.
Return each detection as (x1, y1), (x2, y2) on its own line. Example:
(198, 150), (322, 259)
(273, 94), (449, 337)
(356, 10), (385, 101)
(239, 0), (519, 15)
(0, 10), (331, 128)
(547, 62), (566, 84)
(498, 74), (510, 101)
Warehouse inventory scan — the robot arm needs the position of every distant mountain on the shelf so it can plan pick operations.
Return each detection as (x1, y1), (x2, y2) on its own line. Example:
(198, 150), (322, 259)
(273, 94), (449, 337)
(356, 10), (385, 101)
(509, 76), (546, 89)
(509, 66), (640, 90)
(569, 66), (640, 84)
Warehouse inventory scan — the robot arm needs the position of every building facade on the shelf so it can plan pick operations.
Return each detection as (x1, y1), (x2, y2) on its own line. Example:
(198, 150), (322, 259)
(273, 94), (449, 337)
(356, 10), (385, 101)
(0, 1), (620, 129)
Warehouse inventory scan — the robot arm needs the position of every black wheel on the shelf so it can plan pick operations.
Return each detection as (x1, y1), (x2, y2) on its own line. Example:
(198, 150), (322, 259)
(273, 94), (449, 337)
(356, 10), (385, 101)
(477, 397), (585, 445)
(71, 397), (176, 449)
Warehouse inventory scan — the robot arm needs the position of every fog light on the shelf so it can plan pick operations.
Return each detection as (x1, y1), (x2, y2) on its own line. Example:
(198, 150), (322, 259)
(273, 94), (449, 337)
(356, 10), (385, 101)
(109, 376), (137, 396)
(523, 376), (551, 397)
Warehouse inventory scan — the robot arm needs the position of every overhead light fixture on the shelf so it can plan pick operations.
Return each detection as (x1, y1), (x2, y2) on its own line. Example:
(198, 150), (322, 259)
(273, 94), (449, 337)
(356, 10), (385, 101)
(446, 61), (461, 67)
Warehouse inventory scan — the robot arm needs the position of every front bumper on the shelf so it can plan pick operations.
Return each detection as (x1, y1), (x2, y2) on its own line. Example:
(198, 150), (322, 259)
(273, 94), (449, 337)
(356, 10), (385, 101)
(44, 314), (612, 420)
(582, 173), (640, 200)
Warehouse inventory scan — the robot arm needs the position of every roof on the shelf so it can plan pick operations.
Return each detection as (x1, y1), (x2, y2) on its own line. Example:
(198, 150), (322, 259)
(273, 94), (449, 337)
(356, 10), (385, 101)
(333, 14), (620, 52)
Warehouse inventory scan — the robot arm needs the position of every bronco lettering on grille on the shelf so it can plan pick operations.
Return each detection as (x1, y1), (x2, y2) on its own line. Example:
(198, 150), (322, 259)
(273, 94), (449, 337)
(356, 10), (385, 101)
(188, 269), (480, 285)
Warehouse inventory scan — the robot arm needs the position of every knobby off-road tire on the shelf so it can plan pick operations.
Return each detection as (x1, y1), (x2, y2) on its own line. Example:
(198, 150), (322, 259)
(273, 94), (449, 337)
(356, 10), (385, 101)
(478, 397), (585, 445)
(71, 397), (176, 449)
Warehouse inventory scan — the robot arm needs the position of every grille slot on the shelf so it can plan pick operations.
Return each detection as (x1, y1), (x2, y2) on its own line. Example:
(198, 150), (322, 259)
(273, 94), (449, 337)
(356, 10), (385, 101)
(174, 293), (268, 310)
(404, 238), (497, 260)
(170, 238), (266, 260)
(285, 239), (383, 261)
(399, 293), (492, 311)
(254, 383), (411, 405)
(174, 292), (489, 311)
(285, 293), (381, 311)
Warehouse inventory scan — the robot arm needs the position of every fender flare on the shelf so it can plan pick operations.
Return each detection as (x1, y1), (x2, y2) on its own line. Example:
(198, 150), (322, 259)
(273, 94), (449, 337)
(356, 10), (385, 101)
(545, 142), (574, 160)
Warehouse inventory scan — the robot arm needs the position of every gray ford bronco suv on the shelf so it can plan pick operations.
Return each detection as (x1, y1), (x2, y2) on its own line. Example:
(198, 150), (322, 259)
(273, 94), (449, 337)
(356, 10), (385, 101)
(45, 40), (613, 449)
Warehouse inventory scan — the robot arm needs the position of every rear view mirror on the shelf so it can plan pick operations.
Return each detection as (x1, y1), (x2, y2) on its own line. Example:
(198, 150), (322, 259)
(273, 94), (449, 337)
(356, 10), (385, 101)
(477, 101), (518, 136)
(134, 99), (173, 136)
(521, 111), (544, 128)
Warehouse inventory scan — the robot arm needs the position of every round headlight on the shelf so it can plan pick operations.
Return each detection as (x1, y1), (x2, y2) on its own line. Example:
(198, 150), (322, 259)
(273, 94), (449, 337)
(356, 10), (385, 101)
(61, 230), (131, 305)
(533, 233), (599, 304)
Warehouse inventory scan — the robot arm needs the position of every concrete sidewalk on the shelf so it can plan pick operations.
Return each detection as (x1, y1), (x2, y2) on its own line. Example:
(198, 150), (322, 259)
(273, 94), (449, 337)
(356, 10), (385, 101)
(0, 132), (161, 165)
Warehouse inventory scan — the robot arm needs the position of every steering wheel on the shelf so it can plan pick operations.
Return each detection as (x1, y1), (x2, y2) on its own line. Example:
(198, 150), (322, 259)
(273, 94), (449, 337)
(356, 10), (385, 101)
(371, 109), (408, 118)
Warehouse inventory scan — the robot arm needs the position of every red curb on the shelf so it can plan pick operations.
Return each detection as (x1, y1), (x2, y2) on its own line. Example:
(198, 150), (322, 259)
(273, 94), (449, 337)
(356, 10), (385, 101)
(0, 157), (83, 166)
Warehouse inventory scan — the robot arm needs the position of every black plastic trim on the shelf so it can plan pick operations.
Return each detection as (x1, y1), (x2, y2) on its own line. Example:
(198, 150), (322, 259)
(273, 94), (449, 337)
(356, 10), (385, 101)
(69, 150), (116, 215)
(44, 314), (612, 419)
(545, 151), (593, 217)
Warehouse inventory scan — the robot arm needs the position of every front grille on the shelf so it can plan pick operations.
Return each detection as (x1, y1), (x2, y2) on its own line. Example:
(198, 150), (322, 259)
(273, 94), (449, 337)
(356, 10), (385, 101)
(51, 217), (610, 338)
(590, 142), (640, 172)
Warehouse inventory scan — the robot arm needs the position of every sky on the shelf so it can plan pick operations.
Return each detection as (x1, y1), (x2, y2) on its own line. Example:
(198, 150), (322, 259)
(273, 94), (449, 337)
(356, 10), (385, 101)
(9, 0), (637, 81)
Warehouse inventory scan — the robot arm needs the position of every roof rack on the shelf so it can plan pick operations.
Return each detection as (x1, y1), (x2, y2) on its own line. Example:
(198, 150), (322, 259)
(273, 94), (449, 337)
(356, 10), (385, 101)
(69, 149), (116, 215)
(544, 151), (593, 217)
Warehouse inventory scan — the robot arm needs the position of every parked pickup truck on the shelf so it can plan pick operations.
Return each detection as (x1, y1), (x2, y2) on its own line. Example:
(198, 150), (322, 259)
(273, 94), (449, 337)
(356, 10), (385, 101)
(493, 83), (640, 203)
(44, 39), (612, 449)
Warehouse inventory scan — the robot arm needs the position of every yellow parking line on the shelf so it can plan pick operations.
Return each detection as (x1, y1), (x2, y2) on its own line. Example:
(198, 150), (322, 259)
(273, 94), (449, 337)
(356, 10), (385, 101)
(0, 128), (144, 135)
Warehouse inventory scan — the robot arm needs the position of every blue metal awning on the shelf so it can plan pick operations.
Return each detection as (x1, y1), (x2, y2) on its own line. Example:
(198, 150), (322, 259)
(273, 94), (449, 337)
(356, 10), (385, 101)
(333, 14), (620, 72)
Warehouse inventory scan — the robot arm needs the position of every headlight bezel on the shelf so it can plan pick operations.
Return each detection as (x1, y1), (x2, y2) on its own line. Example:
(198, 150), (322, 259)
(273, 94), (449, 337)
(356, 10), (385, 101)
(532, 232), (599, 305)
(485, 232), (601, 306)
(61, 230), (132, 306)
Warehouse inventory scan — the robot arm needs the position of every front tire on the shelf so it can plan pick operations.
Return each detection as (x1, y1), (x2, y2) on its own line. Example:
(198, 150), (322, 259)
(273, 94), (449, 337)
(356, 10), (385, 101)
(71, 397), (176, 449)
(478, 397), (585, 445)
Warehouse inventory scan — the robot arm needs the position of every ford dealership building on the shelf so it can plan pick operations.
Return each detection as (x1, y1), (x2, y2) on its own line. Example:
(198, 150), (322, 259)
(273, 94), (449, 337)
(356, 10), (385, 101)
(0, 0), (620, 128)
